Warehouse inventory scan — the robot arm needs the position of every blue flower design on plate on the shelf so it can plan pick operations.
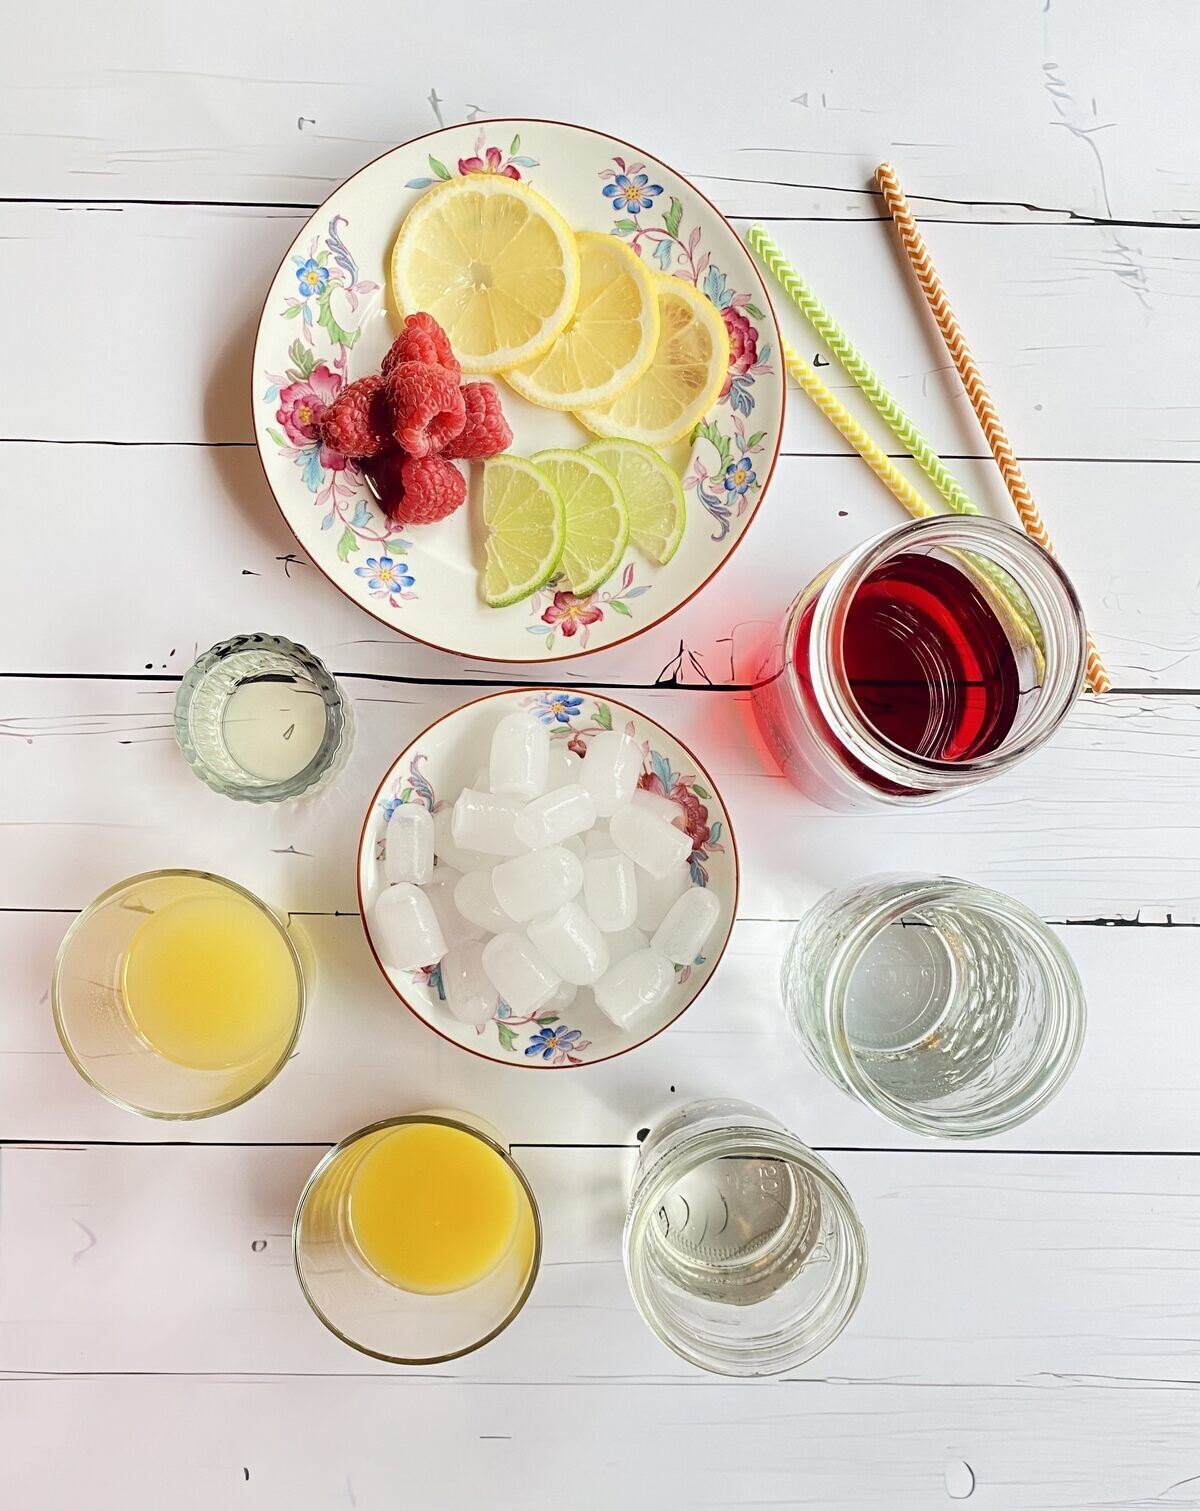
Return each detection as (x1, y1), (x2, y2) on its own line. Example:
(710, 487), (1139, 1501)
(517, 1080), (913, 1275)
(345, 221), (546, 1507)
(602, 173), (663, 213)
(296, 258), (329, 297)
(525, 1024), (583, 1060)
(723, 458), (757, 496)
(531, 691), (585, 725)
(355, 555), (414, 594)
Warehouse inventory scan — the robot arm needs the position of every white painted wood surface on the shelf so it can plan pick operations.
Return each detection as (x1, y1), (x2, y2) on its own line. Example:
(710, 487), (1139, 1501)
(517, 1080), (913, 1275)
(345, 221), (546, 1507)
(3, 3), (1199, 1505)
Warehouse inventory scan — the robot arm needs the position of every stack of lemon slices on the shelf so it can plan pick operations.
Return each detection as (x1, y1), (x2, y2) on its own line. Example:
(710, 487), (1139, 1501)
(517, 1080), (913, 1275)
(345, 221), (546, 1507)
(389, 175), (731, 608)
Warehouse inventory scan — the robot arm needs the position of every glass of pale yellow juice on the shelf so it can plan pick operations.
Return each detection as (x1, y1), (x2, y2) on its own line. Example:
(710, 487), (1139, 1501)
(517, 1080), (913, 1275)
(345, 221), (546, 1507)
(52, 869), (307, 1118)
(294, 1114), (541, 1363)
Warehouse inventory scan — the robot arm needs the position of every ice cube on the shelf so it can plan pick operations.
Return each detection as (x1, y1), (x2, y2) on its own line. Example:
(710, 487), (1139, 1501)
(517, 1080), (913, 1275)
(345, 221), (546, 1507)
(472, 766), (491, 792)
(562, 834), (587, 862)
(432, 806), (495, 874)
(491, 845), (582, 924)
(372, 883), (447, 971)
(513, 783), (596, 850)
(631, 787), (683, 826)
(452, 788), (527, 857)
(578, 730), (640, 817)
(489, 710), (550, 799)
(609, 803), (693, 879)
(635, 861), (691, 932)
(652, 886), (721, 965)
(605, 924), (648, 967)
(481, 932), (560, 1013)
(441, 939), (500, 1025)
(593, 948), (675, 1033)
(422, 865), (484, 949)
(527, 901), (610, 986)
(453, 869), (513, 935)
(545, 745), (581, 790)
(582, 851), (637, 933)
(384, 801), (435, 886)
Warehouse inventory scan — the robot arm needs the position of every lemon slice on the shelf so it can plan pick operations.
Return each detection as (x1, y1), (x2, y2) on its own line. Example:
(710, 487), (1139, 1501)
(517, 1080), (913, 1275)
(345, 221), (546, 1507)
(583, 439), (686, 565)
(480, 455), (566, 608)
(532, 448), (629, 596)
(504, 232), (659, 410)
(391, 177), (581, 374)
(574, 275), (731, 446)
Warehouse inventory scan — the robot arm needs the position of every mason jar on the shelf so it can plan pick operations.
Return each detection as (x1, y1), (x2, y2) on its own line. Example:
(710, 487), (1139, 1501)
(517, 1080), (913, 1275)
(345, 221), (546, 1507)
(623, 1098), (866, 1376)
(750, 516), (1087, 810)
(782, 874), (1086, 1140)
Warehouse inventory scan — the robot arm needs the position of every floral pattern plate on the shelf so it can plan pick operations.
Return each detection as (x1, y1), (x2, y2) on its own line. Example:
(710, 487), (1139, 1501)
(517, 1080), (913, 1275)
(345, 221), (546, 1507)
(254, 119), (784, 662)
(357, 688), (738, 1067)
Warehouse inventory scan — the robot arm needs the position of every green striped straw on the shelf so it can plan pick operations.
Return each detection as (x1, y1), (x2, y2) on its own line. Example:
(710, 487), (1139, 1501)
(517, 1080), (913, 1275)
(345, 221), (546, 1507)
(748, 224), (977, 516)
(748, 223), (1044, 657)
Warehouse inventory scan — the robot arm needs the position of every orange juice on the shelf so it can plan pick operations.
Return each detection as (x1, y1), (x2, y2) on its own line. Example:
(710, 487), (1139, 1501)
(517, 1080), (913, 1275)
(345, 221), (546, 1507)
(347, 1123), (528, 1294)
(121, 892), (300, 1071)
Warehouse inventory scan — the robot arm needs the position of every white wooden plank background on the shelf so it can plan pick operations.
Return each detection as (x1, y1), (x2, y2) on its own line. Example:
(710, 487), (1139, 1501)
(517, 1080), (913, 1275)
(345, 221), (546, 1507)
(3, 2), (1200, 1506)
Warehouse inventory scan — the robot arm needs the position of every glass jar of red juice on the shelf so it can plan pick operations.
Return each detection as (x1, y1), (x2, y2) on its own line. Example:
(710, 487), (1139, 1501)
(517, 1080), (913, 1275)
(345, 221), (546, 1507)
(750, 517), (1088, 810)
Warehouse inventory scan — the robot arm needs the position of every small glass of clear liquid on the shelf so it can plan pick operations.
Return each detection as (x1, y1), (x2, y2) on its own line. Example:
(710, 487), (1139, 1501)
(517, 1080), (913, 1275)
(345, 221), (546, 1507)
(782, 874), (1086, 1139)
(174, 633), (353, 802)
(623, 1099), (867, 1376)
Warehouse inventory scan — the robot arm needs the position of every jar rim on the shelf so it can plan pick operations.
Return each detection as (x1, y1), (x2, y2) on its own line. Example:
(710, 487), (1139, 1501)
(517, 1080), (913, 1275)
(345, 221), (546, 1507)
(794, 516), (1087, 792)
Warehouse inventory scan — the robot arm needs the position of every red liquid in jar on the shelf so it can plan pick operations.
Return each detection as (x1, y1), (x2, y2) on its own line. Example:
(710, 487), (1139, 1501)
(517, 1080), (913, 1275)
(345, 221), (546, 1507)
(799, 552), (1022, 763)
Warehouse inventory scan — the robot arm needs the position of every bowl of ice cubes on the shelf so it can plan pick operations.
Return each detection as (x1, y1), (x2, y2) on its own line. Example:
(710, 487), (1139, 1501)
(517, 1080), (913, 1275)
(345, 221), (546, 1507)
(357, 688), (738, 1068)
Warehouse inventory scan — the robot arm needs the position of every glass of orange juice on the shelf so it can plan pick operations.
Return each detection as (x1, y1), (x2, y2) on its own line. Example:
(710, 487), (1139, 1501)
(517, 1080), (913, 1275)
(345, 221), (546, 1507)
(294, 1114), (541, 1364)
(52, 869), (307, 1118)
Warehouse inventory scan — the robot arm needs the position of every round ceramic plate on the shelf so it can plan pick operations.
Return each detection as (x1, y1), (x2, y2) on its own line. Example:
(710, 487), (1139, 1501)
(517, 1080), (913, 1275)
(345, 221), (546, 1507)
(253, 119), (784, 662)
(358, 688), (738, 1068)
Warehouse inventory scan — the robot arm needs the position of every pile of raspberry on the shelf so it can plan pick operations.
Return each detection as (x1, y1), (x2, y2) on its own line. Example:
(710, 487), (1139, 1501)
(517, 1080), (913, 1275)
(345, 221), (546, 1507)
(319, 312), (511, 526)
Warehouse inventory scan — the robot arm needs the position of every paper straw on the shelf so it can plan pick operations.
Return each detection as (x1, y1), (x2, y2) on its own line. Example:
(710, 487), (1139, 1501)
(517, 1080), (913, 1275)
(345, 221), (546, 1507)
(780, 337), (935, 519)
(747, 224), (977, 516)
(873, 162), (1109, 694)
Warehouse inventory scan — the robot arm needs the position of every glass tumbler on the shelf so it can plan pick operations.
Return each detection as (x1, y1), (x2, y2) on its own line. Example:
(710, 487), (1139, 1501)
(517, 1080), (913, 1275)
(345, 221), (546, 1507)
(750, 516), (1087, 810)
(293, 1114), (541, 1365)
(624, 1099), (866, 1376)
(174, 633), (353, 802)
(51, 869), (308, 1118)
(782, 874), (1086, 1139)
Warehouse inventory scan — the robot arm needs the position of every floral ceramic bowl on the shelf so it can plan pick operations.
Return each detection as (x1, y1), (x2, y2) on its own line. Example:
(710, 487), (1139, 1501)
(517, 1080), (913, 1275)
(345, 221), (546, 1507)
(254, 119), (784, 662)
(357, 688), (739, 1068)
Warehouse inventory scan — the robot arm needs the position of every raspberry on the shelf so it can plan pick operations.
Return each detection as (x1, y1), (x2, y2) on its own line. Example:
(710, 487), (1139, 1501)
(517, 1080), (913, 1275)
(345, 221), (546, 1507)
(442, 382), (513, 460)
(381, 312), (461, 381)
(318, 375), (392, 458)
(393, 455), (467, 525)
(363, 452), (407, 518)
(385, 361), (466, 458)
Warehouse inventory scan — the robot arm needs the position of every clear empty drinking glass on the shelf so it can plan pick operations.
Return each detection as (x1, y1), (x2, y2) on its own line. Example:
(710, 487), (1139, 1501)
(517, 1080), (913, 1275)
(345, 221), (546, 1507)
(52, 869), (308, 1118)
(624, 1099), (866, 1376)
(782, 874), (1086, 1139)
(293, 1113), (541, 1364)
(750, 516), (1087, 810)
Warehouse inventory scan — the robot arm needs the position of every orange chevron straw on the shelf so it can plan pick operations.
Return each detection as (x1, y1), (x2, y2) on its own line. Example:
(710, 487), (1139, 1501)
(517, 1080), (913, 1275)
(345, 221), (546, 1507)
(874, 162), (1109, 694)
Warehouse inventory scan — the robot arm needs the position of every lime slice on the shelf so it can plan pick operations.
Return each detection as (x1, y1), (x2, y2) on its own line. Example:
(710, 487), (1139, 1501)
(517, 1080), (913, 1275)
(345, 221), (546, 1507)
(532, 448), (630, 596)
(583, 439), (686, 565)
(480, 455), (566, 608)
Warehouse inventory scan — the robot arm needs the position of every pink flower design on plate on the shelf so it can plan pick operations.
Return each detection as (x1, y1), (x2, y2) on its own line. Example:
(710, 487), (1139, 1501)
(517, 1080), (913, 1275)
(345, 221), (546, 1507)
(541, 591), (604, 638)
(275, 364), (348, 469)
(719, 306), (758, 400)
(458, 146), (520, 180)
(638, 772), (711, 855)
